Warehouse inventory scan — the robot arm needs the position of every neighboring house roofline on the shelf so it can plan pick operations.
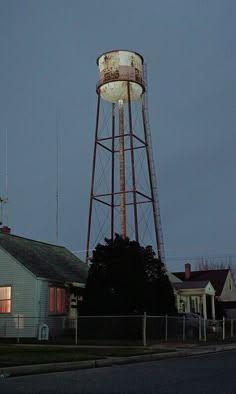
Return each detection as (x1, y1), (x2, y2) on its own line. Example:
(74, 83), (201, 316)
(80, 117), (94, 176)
(0, 233), (88, 284)
(173, 280), (215, 295)
(172, 266), (230, 296)
(167, 272), (182, 283)
(174, 280), (210, 290)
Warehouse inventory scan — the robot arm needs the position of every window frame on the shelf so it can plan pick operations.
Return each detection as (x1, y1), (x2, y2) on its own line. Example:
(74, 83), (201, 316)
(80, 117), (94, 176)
(48, 286), (66, 315)
(0, 286), (12, 314)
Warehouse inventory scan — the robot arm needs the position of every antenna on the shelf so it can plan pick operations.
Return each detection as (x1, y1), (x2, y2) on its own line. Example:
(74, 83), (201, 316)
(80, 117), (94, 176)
(5, 128), (8, 226)
(0, 129), (8, 226)
(56, 113), (59, 244)
(0, 198), (3, 226)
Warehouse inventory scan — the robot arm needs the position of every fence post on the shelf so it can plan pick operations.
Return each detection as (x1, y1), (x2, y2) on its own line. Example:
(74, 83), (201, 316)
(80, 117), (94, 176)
(75, 308), (78, 345)
(199, 316), (202, 341)
(203, 319), (206, 342)
(183, 316), (185, 341)
(223, 317), (225, 341)
(165, 315), (168, 342)
(17, 315), (20, 344)
(142, 312), (147, 347)
(231, 319), (233, 338)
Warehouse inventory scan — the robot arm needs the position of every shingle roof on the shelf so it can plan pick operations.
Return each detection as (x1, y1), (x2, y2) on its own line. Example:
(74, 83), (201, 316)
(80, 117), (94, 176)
(0, 233), (88, 284)
(173, 269), (229, 296)
(173, 281), (210, 290)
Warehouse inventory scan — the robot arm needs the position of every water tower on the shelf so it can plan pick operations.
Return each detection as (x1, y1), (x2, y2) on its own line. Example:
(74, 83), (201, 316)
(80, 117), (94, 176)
(86, 50), (165, 263)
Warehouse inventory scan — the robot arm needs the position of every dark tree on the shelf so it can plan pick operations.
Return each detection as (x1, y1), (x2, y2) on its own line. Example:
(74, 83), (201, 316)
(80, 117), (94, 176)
(82, 235), (176, 316)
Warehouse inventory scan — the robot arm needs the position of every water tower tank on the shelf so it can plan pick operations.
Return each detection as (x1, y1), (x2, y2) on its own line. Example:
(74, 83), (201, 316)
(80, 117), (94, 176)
(96, 50), (145, 103)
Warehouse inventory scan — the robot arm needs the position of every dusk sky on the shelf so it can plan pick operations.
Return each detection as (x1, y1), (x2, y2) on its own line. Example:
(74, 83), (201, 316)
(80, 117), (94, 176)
(0, 0), (236, 271)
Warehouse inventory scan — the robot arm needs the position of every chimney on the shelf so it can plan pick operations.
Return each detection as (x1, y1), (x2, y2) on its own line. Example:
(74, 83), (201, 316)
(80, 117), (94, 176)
(185, 263), (191, 280)
(0, 226), (11, 234)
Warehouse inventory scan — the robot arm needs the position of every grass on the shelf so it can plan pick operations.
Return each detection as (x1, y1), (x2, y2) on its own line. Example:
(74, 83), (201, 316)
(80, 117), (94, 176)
(0, 345), (174, 367)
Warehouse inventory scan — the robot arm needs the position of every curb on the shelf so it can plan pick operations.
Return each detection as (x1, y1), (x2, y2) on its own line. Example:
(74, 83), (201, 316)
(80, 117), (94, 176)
(1, 345), (236, 378)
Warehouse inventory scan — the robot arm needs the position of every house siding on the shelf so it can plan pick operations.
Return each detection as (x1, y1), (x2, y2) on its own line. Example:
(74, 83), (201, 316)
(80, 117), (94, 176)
(220, 271), (236, 302)
(0, 233), (87, 339)
(37, 279), (48, 318)
(39, 280), (68, 337)
(0, 248), (37, 337)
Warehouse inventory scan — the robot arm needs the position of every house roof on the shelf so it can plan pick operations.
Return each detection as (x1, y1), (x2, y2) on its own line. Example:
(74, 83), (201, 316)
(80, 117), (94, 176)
(173, 281), (210, 290)
(173, 269), (229, 296)
(0, 233), (88, 284)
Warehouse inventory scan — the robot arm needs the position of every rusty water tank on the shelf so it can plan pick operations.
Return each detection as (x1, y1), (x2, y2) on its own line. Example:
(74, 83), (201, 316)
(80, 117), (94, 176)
(96, 50), (145, 103)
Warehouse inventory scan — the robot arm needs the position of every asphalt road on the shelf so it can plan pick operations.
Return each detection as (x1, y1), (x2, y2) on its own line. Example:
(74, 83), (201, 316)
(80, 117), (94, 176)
(1, 351), (236, 393)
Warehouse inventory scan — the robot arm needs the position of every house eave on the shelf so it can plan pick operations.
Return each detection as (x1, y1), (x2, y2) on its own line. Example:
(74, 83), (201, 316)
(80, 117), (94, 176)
(65, 282), (86, 288)
(36, 277), (86, 288)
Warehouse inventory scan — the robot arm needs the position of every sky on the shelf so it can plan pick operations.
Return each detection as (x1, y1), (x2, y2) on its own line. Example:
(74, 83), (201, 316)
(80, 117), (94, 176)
(0, 0), (236, 271)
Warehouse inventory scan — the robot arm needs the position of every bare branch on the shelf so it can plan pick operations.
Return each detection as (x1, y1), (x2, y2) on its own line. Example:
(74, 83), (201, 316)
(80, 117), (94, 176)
(195, 258), (236, 281)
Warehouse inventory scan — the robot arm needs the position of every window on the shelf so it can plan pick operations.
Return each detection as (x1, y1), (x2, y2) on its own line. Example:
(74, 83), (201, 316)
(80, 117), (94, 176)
(49, 287), (55, 313)
(49, 287), (66, 314)
(0, 286), (11, 313)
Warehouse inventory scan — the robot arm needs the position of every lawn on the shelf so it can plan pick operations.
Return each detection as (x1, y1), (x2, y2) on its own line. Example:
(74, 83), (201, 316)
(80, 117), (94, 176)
(0, 345), (173, 367)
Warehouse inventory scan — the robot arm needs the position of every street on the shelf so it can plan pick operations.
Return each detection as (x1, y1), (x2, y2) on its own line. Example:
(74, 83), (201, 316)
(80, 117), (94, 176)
(1, 350), (236, 393)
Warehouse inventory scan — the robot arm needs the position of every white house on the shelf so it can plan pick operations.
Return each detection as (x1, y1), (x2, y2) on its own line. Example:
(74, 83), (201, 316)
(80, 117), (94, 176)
(0, 230), (88, 338)
(171, 263), (236, 319)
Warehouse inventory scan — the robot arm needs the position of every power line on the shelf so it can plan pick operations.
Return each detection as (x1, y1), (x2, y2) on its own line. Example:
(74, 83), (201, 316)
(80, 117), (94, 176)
(72, 247), (236, 264)
(166, 254), (236, 263)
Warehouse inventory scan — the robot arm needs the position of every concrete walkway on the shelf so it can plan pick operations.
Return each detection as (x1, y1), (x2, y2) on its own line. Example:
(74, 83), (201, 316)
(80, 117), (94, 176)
(1, 343), (236, 378)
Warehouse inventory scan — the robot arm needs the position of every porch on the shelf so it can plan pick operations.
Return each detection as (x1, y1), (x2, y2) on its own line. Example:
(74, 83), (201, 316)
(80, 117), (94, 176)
(174, 280), (216, 320)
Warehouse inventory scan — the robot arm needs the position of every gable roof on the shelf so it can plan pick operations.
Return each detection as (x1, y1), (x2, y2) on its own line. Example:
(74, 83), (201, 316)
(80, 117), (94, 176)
(173, 269), (229, 296)
(0, 233), (88, 284)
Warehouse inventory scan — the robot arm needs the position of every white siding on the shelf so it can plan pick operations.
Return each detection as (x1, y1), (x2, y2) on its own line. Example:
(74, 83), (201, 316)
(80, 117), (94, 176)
(0, 248), (37, 337)
(37, 279), (49, 319)
(220, 271), (236, 301)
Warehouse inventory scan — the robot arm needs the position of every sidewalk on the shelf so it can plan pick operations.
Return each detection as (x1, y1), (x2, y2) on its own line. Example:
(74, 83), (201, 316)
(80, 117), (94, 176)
(1, 342), (236, 378)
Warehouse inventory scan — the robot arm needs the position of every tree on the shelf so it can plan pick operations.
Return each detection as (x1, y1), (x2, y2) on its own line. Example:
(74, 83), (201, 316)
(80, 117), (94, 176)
(82, 234), (176, 316)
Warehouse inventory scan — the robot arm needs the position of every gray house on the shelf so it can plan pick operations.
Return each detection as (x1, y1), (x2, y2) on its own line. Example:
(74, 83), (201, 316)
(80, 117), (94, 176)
(0, 231), (88, 338)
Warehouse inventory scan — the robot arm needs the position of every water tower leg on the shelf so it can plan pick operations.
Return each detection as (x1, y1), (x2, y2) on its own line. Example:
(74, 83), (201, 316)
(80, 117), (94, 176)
(111, 103), (115, 241)
(127, 82), (139, 243)
(118, 99), (126, 239)
(86, 95), (101, 262)
(141, 95), (162, 261)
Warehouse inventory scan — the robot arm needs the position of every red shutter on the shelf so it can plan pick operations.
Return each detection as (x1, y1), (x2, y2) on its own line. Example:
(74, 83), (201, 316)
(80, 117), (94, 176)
(49, 288), (55, 313)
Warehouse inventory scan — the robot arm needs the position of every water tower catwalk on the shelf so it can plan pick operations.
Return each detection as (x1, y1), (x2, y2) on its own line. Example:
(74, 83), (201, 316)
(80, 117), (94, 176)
(86, 50), (165, 263)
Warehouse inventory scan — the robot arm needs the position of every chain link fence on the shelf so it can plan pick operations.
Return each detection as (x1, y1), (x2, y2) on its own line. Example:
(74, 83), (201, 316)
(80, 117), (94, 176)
(0, 315), (235, 345)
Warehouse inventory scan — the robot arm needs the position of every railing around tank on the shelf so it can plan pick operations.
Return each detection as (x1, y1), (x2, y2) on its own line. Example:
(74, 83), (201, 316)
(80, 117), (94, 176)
(96, 71), (144, 91)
